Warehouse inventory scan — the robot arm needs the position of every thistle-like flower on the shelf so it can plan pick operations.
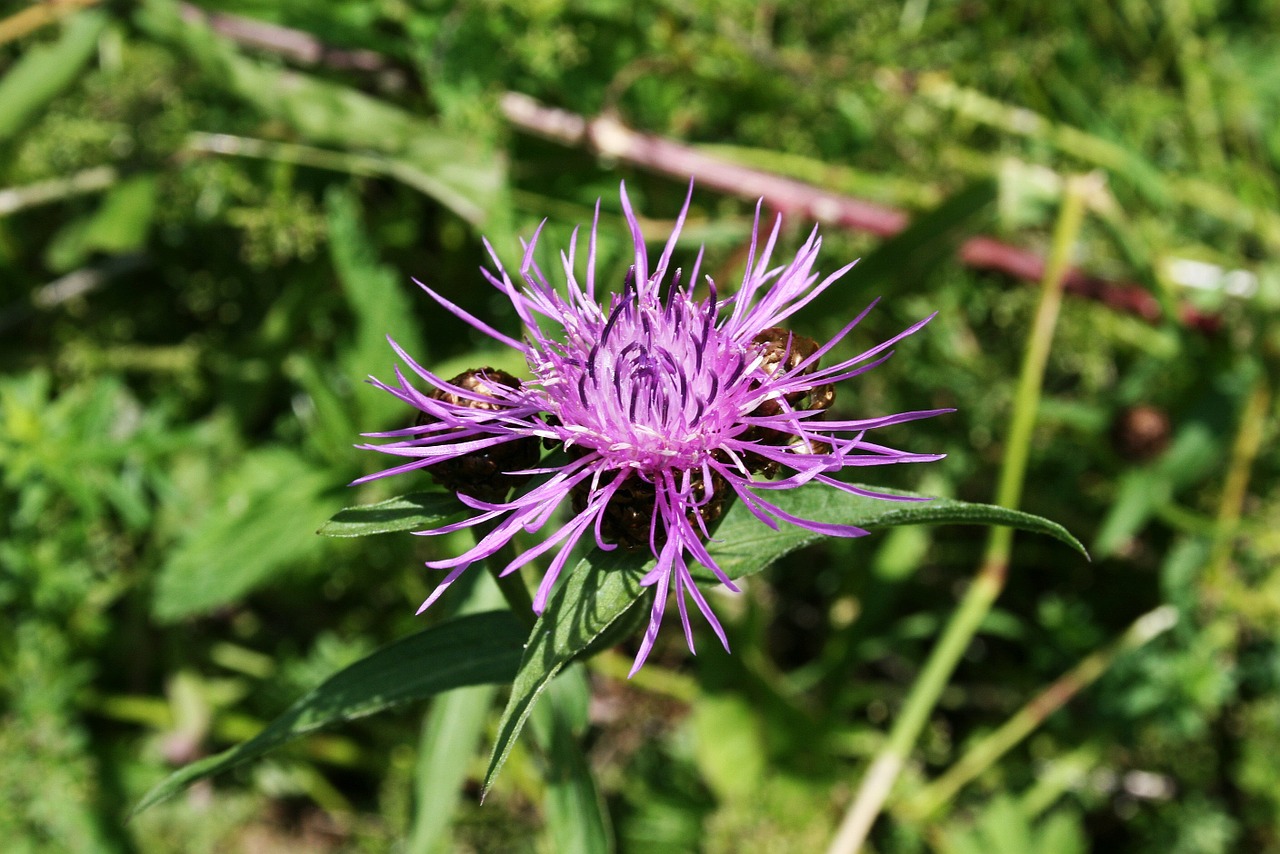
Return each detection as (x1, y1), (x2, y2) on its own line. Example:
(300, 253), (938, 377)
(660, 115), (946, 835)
(356, 184), (948, 673)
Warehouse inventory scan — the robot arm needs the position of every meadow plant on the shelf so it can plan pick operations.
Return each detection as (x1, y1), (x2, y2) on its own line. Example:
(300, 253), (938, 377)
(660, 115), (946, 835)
(357, 184), (949, 673)
(130, 174), (1091, 852)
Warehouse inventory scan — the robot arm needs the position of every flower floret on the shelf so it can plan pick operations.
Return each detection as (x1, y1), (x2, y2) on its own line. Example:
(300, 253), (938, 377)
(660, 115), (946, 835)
(357, 182), (949, 673)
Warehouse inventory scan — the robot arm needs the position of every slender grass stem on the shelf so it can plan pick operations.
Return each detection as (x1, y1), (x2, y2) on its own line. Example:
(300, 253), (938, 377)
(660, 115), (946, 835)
(408, 572), (506, 854)
(826, 173), (1099, 854)
(1204, 375), (1272, 605)
(899, 604), (1177, 820)
(406, 518), (536, 853)
(587, 650), (699, 702)
(0, 166), (118, 217)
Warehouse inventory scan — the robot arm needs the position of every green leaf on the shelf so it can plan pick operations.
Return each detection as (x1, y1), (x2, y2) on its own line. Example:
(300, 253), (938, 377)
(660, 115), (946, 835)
(284, 353), (363, 469)
(482, 548), (649, 798)
(698, 481), (1088, 583)
(136, 0), (505, 225)
(132, 610), (525, 816)
(1036, 808), (1088, 854)
(531, 667), (614, 854)
(46, 174), (159, 272)
(153, 448), (337, 621)
(482, 481), (1085, 793)
(691, 693), (767, 801)
(325, 187), (427, 425)
(318, 491), (466, 538)
(81, 174), (158, 253)
(0, 11), (108, 141)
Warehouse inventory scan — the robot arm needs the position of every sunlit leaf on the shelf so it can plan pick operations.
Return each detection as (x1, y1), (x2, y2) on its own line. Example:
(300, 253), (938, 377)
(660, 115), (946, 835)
(136, 0), (505, 225)
(701, 481), (1088, 583)
(482, 548), (648, 798)
(482, 481), (1085, 793)
(0, 11), (107, 140)
(318, 491), (466, 538)
(153, 449), (337, 621)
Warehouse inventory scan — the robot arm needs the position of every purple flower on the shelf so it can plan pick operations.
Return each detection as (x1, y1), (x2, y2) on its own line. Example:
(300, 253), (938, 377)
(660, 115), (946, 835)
(357, 184), (948, 673)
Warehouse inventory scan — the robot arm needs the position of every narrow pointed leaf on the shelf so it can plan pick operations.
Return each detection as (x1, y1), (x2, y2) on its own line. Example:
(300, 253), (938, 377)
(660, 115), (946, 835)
(698, 481), (1088, 582)
(154, 449), (338, 621)
(0, 11), (107, 140)
(531, 668), (614, 854)
(318, 491), (466, 537)
(808, 179), (997, 312)
(482, 549), (649, 798)
(482, 481), (1085, 794)
(132, 611), (524, 816)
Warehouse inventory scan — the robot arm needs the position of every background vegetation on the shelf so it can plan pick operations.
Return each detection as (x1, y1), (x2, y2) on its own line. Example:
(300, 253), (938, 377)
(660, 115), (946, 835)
(2, 0), (1278, 851)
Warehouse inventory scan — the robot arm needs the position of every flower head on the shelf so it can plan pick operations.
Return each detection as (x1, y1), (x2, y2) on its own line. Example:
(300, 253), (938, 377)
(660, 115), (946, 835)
(357, 183), (947, 673)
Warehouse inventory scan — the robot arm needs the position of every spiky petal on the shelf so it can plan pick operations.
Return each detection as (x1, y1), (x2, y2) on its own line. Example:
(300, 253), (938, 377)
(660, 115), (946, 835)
(357, 182), (949, 673)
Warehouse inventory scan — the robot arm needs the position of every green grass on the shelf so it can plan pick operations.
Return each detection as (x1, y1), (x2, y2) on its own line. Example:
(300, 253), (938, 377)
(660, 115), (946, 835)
(1, 0), (1278, 851)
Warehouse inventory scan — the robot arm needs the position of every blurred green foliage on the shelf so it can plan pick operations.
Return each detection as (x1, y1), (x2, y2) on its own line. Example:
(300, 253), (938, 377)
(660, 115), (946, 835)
(1, 0), (1278, 851)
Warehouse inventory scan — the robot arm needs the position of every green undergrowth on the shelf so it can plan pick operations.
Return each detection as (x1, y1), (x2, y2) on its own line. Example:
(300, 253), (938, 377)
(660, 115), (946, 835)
(2, 1), (1278, 851)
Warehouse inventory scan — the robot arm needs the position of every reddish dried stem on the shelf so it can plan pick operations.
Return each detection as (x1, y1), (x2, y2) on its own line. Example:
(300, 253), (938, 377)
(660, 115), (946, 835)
(178, 3), (387, 71)
(502, 93), (1219, 334)
(180, 3), (1219, 334)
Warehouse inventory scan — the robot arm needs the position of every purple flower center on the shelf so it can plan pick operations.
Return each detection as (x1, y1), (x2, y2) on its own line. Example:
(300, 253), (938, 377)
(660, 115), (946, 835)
(356, 182), (951, 673)
(533, 278), (755, 473)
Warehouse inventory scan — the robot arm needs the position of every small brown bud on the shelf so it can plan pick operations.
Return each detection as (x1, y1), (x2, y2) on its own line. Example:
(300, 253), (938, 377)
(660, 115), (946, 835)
(571, 468), (731, 551)
(753, 327), (821, 409)
(741, 327), (837, 475)
(1110, 404), (1171, 462)
(417, 368), (542, 502)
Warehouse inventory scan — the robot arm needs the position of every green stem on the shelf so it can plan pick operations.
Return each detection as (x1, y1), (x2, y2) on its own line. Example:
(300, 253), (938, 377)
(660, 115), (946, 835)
(1204, 376), (1271, 602)
(588, 650), (699, 702)
(492, 563), (536, 629)
(900, 604), (1177, 820)
(984, 174), (1095, 570)
(825, 173), (1098, 854)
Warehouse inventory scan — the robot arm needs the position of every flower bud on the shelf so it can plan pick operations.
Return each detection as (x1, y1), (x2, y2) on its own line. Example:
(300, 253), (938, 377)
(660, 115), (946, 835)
(418, 368), (541, 502)
(572, 468), (731, 551)
(743, 327), (837, 475)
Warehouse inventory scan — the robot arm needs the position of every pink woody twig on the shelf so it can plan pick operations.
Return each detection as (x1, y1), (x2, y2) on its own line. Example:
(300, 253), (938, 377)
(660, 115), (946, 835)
(500, 93), (1219, 334)
(179, 2), (1216, 333)
(501, 93), (910, 237)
